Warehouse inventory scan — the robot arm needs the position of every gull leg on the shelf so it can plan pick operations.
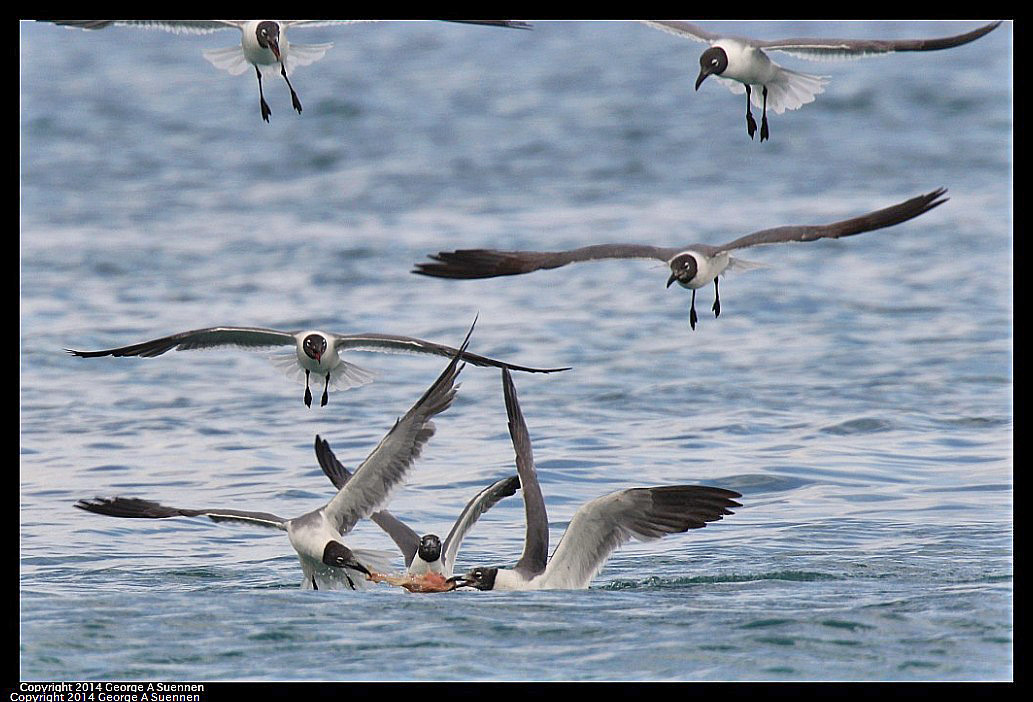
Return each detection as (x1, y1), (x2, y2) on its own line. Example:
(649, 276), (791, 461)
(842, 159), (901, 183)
(281, 64), (303, 114)
(712, 277), (721, 317)
(255, 66), (272, 122)
(690, 289), (698, 330)
(321, 372), (330, 407)
(745, 85), (757, 140)
(304, 369), (313, 408)
(760, 86), (770, 142)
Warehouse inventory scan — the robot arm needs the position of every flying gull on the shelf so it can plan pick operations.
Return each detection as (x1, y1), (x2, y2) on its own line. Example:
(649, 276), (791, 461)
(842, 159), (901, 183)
(415, 188), (948, 329)
(640, 20), (1002, 141)
(66, 322), (569, 407)
(42, 20), (532, 121)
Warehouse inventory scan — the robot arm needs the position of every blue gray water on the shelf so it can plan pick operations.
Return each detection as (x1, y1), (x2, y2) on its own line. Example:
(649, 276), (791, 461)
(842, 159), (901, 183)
(19, 20), (1012, 681)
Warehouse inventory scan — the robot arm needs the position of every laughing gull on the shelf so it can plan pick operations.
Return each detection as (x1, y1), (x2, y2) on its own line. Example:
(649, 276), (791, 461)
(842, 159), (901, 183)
(452, 369), (742, 590)
(415, 188), (948, 329)
(315, 434), (519, 577)
(74, 323), (472, 591)
(66, 323), (570, 407)
(42, 20), (532, 122)
(640, 20), (1002, 141)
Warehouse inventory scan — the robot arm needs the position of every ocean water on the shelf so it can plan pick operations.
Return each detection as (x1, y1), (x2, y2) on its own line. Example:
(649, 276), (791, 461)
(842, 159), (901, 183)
(19, 20), (1011, 682)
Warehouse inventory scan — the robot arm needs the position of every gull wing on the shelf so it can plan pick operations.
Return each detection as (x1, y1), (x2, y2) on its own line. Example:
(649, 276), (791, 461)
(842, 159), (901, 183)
(283, 20), (532, 30)
(313, 435), (421, 566)
(714, 188), (948, 254)
(756, 21), (1002, 61)
(413, 244), (679, 280)
(320, 322), (472, 535)
(44, 20), (244, 34)
(638, 20), (723, 44)
(75, 496), (289, 530)
(65, 326), (297, 358)
(440, 20), (532, 30)
(332, 332), (571, 374)
(502, 369), (549, 579)
(441, 474), (521, 573)
(541, 486), (742, 589)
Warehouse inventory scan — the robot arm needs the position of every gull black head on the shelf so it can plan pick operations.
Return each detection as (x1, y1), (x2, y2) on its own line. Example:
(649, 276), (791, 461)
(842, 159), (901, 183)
(302, 334), (328, 363)
(256, 21), (282, 59)
(666, 252), (699, 289)
(696, 47), (728, 90)
(417, 534), (442, 563)
(455, 567), (498, 591)
(322, 541), (370, 576)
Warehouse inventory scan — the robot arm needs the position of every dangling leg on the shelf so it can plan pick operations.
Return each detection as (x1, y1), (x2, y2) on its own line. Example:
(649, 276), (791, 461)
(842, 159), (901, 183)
(256, 66), (272, 122)
(712, 277), (721, 317)
(760, 86), (770, 142)
(689, 289), (698, 330)
(304, 369), (313, 408)
(321, 372), (330, 407)
(281, 63), (303, 114)
(745, 85), (757, 140)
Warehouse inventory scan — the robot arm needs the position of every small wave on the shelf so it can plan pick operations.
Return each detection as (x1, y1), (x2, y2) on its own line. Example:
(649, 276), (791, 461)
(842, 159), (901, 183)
(601, 570), (841, 590)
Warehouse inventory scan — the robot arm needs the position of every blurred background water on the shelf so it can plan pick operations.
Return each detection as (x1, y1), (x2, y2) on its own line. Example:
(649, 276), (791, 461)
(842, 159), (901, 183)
(19, 20), (1011, 681)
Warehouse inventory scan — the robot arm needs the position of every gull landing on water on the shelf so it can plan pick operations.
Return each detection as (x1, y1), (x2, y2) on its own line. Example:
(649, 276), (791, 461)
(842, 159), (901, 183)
(315, 434), (519, 579)
(452, 369), (742, 591)
(414, 189), (948, 330)
(640, 20), (1002, 141)
(66, 322), (569, 408)
(74, 325), (472, 591)
(43, 20), (532, 122)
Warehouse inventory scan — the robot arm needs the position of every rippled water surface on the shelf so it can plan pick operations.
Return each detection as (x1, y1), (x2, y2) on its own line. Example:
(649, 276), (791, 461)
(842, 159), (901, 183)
(20, 20), (1012, 681)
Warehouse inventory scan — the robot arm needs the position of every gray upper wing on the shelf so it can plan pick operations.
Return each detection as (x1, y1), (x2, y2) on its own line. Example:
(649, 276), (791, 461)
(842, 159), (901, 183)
(332, 332), (571, 374)
(502, 369), (549, 579)
(442, 475), (521, 572)
(75, 496), (289, 530)
(66, 326), (297, 358)
(283, 20), (532, 30)
(43, 20), (243, 34)
(413, 244), (679, 280)
(313, 435), (421, 566)
(440, 20), (532, 30)
(321, 323), (471, 535)
(757, 21), (1002, 60)
(638, 20), (723, 44)
(542, 486), (742, 588)
(714, 188), (948, 253)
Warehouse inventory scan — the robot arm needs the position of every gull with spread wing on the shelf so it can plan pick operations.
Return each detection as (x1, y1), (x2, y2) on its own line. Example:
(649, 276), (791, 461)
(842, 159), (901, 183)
(42, 20), (532, 121)
(453, 369), (742, 590)
(640, 20), (1002, 141)
(415, 188), (948, 329)
(315, 434), (519, 578)
(66, 322), (569, 407)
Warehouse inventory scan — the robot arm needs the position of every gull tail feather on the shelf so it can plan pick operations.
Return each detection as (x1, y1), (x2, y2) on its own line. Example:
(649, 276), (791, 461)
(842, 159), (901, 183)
(268, 354), (378, 391)
(282, 42), (334, 76)
(202, 45), (251, 76)
(756, 66), (828, 114)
